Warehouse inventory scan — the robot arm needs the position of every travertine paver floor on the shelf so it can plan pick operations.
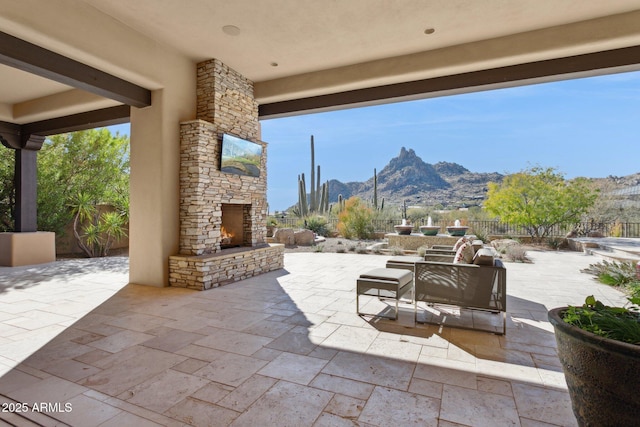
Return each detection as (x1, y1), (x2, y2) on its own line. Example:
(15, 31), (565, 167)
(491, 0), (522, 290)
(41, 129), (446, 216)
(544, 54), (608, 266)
(0, 250), (630, 426)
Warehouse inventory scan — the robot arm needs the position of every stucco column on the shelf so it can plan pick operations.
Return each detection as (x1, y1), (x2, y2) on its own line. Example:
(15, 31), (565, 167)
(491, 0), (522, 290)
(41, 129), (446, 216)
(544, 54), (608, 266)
(128, 64), (195, 286)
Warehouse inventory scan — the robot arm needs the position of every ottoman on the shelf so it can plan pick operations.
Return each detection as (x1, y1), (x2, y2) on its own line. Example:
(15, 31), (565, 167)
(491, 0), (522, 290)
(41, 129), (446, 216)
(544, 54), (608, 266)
(357, 268), (413, 319)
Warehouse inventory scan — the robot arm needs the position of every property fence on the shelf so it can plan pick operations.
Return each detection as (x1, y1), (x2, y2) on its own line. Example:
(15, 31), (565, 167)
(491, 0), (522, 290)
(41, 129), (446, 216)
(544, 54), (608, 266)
(273, 217), (640, 238)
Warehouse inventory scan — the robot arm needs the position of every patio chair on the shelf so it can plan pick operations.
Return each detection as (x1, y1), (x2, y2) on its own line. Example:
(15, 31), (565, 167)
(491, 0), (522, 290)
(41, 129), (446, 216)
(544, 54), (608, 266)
(413, 257), (507, 334)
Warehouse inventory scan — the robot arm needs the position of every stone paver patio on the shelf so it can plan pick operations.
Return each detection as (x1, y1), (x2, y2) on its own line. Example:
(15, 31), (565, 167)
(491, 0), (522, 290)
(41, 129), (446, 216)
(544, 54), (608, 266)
(0, 250), (630, 426)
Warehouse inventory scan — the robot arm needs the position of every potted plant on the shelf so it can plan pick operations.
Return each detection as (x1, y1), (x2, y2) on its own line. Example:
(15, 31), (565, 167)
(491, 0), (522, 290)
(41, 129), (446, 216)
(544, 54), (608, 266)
(548, 295), (640, 427)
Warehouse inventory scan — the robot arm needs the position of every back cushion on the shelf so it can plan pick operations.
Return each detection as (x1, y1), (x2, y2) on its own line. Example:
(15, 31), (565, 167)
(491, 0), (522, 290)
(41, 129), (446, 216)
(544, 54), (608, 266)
(453, 236), (468, 250)
(453, 242), (474, 264)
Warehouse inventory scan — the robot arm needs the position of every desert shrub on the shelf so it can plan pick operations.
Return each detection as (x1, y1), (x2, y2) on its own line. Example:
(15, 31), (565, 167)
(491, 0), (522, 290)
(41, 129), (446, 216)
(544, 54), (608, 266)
(582, 260), (639, 288)
(336, 247), (346, 254)
(348, 245), (356, 252)
(356, 246), (368, 254)
(301, 215), (330, 236)
(313, 245), (325, 252)
(337, 197), (374, 239)
(629, 282), (640, 299)
(546, 237), (563, 250)
(417, 246), (427, 257)
(610, 222), (623, 237)
(505, 244), (528, 262)
(390, 246), (404, 256)
(371, 245), (382, 254)
(470, 226), (489, 243)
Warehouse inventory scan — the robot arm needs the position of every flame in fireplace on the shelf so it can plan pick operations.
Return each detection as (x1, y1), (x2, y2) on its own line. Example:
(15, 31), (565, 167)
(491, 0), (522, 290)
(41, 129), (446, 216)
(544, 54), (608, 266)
(220, 226), (234, 246)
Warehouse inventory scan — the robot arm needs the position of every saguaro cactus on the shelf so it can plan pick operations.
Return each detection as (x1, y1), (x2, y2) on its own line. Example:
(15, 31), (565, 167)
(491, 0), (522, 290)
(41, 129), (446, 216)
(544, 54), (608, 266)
(371, 168), (384, 211)
(295, 135), (329, 216)
(310, 136), (316, 212)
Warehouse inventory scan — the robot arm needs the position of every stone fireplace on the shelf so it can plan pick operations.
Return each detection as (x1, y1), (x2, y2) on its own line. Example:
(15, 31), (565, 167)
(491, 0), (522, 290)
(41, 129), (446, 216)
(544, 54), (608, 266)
(168, 59), (284, 290)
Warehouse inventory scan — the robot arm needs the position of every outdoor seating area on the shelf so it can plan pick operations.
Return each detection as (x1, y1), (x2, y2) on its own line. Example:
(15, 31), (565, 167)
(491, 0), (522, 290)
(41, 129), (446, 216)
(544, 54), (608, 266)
(357, 239), (507, 334)
(0, 249), (632, 426)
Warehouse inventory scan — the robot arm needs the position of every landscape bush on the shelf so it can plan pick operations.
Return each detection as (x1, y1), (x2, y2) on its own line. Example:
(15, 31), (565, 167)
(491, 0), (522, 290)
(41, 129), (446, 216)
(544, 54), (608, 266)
(390, 246), (404, 256)
(337, 197), (375, 239)
(582, 260), (640, 290)
(504, 244), (528, 262)
(301, 215), (330, 236)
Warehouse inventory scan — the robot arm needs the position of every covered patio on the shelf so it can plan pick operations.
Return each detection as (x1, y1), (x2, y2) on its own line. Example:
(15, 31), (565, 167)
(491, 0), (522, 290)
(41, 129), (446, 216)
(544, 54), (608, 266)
(2, 1), (640, 283)
(0, 250), (629, 426)
(1, 2), (639, 425)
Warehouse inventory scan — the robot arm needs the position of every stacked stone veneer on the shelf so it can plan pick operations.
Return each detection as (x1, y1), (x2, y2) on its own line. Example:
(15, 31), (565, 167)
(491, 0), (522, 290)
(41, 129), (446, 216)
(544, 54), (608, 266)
(169, 244), (284, 290)
(169, 59), (284, 290)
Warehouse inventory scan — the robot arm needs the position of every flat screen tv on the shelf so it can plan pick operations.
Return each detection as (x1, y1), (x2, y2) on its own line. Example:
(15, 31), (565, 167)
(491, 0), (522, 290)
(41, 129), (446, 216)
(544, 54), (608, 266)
(220, 134), (262, 178)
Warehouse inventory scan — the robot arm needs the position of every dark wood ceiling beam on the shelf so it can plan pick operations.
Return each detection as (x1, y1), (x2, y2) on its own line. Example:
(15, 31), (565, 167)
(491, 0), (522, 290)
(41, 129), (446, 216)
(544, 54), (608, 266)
(0, 121), (21, 149)
(0, 31), (151, 108)
(259, 45), (640, 119)
(1, 105), (129, 150)
(21, 105), (131, 137)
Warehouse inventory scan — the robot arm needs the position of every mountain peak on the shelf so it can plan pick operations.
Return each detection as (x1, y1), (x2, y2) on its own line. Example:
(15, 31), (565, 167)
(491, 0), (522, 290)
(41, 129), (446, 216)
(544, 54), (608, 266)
(389, 147), (425, 169)
(325, 147), (504, 209)
(399, 147), (416, 158)
(378, 147), (449, 193)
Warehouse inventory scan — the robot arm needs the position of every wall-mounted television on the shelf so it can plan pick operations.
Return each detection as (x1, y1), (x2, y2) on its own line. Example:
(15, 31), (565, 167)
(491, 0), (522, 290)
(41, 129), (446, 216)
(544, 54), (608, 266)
(220, 134), (262, 178)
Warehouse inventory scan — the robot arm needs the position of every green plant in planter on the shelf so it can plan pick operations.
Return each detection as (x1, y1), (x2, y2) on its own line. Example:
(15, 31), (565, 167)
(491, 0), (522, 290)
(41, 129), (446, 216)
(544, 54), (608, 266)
(549, 295), (640, 426)
(563, 295), (640, 344)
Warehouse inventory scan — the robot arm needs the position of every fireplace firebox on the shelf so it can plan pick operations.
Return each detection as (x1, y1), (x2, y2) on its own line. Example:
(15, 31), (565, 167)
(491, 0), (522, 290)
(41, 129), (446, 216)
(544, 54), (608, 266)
(220, 203), (251, 249)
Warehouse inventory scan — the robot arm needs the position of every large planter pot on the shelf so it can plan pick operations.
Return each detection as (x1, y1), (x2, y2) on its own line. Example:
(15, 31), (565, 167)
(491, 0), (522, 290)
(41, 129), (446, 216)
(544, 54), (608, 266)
(548, 307), (640, 427)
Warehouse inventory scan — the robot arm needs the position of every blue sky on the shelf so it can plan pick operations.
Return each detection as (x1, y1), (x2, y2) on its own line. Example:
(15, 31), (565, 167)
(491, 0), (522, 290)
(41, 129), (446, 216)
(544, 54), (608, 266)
(110, 71), (640, 211)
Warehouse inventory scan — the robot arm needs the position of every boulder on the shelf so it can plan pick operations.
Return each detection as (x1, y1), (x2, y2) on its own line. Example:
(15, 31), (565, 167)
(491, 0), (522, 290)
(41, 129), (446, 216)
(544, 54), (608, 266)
(490, 239), (520, 252)
(294, 229), (315, 246)
(273, 228), (295, 245)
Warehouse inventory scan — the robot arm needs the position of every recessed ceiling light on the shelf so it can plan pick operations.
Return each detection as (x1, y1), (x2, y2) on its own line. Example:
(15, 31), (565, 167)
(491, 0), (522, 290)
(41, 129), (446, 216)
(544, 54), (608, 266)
(424, 28), (435, 35)
(222, 25), (241, 36)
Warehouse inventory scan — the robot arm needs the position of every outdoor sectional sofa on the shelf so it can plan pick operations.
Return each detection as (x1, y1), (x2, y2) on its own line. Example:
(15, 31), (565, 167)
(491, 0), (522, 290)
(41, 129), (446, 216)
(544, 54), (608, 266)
(358, 241), (507, 334)
(413, 253), (507, 334)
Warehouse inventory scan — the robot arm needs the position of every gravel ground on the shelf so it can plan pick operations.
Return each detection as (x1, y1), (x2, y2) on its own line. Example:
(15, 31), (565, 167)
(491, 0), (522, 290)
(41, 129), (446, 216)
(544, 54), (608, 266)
(282, 237), (386, 253)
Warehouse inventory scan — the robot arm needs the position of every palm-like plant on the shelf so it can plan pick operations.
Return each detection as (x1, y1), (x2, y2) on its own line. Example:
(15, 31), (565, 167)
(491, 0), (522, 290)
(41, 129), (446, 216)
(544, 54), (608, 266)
(69, 192), (128, 257)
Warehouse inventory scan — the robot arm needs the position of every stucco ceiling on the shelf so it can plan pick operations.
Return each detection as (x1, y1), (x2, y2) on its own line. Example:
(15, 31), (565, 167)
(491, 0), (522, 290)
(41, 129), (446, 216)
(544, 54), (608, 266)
(1, 0), (640, 123)
(82, 0), (640, 81)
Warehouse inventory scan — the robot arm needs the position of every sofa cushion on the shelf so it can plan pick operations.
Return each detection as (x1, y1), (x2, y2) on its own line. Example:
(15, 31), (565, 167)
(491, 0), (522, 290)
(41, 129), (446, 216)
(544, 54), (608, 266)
(453, 242), (474, 264)
(473, 247), (495, 266)
(453, 236), (469, 250)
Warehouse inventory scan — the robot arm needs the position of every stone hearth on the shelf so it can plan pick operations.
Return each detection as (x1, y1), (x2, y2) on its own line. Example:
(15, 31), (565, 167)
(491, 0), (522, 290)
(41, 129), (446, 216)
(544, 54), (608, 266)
(169, 59), (284, 290)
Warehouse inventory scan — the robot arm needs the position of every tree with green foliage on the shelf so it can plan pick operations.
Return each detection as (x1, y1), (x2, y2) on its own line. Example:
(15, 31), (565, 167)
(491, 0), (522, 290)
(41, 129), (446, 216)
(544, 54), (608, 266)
(484, 166), (599, 241)
(0, 150), (15, 231)
(37, 129), (129, 235)
(0, 128), (130, 256)
(337, 197), (375, 239)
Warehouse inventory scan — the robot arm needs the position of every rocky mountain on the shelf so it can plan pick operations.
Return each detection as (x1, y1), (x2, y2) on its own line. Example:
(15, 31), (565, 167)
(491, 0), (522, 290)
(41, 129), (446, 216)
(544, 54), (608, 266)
(327, 147), (504, 209)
